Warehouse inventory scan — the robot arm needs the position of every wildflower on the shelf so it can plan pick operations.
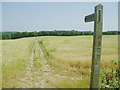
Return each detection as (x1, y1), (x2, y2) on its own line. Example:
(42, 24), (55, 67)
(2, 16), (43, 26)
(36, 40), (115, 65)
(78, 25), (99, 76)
(106, 85), (109, 88)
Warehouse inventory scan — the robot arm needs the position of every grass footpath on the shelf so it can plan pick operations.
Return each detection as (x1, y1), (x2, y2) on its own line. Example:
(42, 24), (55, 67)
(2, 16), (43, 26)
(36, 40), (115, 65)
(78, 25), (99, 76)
(2, 35), (118, 88)
(38, 38), (90, 88)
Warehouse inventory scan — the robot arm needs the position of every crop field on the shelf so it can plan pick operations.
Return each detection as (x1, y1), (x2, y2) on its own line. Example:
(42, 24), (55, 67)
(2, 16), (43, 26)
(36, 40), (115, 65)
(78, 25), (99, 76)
(0, 40), (2, 89)
(2, 38), (35, 88)
(2, 35), (118, 88)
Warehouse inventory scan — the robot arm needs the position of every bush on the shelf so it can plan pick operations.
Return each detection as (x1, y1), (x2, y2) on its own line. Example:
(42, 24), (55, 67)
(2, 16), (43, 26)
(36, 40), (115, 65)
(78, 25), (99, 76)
(99, 61), (120, 88)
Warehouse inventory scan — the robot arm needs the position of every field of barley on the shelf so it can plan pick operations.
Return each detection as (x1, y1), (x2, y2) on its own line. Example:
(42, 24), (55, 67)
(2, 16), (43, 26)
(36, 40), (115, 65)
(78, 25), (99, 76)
(0, 40), (2, 89)
(2, 35), (118, 88)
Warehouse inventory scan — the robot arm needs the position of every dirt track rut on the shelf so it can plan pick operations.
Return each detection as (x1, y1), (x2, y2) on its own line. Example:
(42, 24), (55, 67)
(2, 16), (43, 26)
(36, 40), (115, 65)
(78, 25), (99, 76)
(16, 39), (82, 88)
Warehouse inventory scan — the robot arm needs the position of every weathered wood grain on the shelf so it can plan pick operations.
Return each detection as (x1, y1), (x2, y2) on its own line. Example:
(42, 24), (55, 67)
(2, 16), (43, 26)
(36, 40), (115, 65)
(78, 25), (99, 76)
(84, 4), (103, 88)
(85, 13), (94, 22)
(90, 4), (103, 88)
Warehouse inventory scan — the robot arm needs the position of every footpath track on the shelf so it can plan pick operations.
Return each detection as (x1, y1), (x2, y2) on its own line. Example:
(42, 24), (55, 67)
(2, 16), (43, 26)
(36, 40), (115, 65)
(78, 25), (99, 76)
(16, 39), (82, 88)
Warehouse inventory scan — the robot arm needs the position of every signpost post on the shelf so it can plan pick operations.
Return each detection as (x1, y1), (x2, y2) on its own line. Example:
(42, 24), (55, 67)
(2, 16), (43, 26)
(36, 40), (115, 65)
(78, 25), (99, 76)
(84, 4), (103, 88)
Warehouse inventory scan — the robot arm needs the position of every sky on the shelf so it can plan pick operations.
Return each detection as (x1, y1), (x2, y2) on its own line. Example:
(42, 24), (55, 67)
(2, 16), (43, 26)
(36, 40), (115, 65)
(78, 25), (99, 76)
(2, 2), (118, 32)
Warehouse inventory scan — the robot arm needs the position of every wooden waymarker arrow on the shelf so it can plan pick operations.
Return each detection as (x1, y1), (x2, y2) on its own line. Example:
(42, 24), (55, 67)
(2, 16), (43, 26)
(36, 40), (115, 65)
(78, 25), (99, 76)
(85, 13), (94, 22)
(84, 4), (103, 88)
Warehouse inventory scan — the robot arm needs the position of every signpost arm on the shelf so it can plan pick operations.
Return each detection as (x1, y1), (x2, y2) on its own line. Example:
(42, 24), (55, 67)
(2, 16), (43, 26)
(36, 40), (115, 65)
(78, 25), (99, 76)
(85, 13), (94, 22)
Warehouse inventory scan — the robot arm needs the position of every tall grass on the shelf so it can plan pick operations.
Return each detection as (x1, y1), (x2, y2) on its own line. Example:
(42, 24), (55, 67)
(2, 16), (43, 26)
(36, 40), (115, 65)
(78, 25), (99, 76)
(2, 37), (35, 88)
(39, 35), (118, 68)
(38, 35), (118, 87)
(2, 35), (118, 88)
(0, 40), (2, 89)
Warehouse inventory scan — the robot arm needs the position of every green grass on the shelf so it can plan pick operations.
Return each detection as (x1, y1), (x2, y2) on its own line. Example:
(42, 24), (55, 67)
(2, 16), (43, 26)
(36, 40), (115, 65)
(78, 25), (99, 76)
(2, 37), (35, 88)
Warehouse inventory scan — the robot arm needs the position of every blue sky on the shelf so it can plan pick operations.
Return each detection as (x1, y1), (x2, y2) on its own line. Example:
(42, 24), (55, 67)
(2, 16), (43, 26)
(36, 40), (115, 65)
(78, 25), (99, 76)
(2, 2), (118, 32)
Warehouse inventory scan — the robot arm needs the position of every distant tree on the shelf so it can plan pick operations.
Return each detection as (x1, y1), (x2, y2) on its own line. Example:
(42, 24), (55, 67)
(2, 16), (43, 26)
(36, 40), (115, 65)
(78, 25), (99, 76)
(2, 33), (11, 39)
(1, 30), (118, 40)
(22, 32), (29, 37)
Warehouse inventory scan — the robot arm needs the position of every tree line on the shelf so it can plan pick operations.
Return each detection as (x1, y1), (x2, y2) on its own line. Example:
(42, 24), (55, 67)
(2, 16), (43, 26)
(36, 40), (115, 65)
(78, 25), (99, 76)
(0, 30), (119, 40)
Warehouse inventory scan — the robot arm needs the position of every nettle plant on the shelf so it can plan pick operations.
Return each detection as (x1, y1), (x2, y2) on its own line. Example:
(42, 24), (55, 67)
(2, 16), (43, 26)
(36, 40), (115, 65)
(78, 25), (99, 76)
(99, 61), (120, 88)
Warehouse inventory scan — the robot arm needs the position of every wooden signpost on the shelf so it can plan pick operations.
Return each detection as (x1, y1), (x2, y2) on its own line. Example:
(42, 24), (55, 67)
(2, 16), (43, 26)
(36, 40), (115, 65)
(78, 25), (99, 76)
(84, 4), (103, 88)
